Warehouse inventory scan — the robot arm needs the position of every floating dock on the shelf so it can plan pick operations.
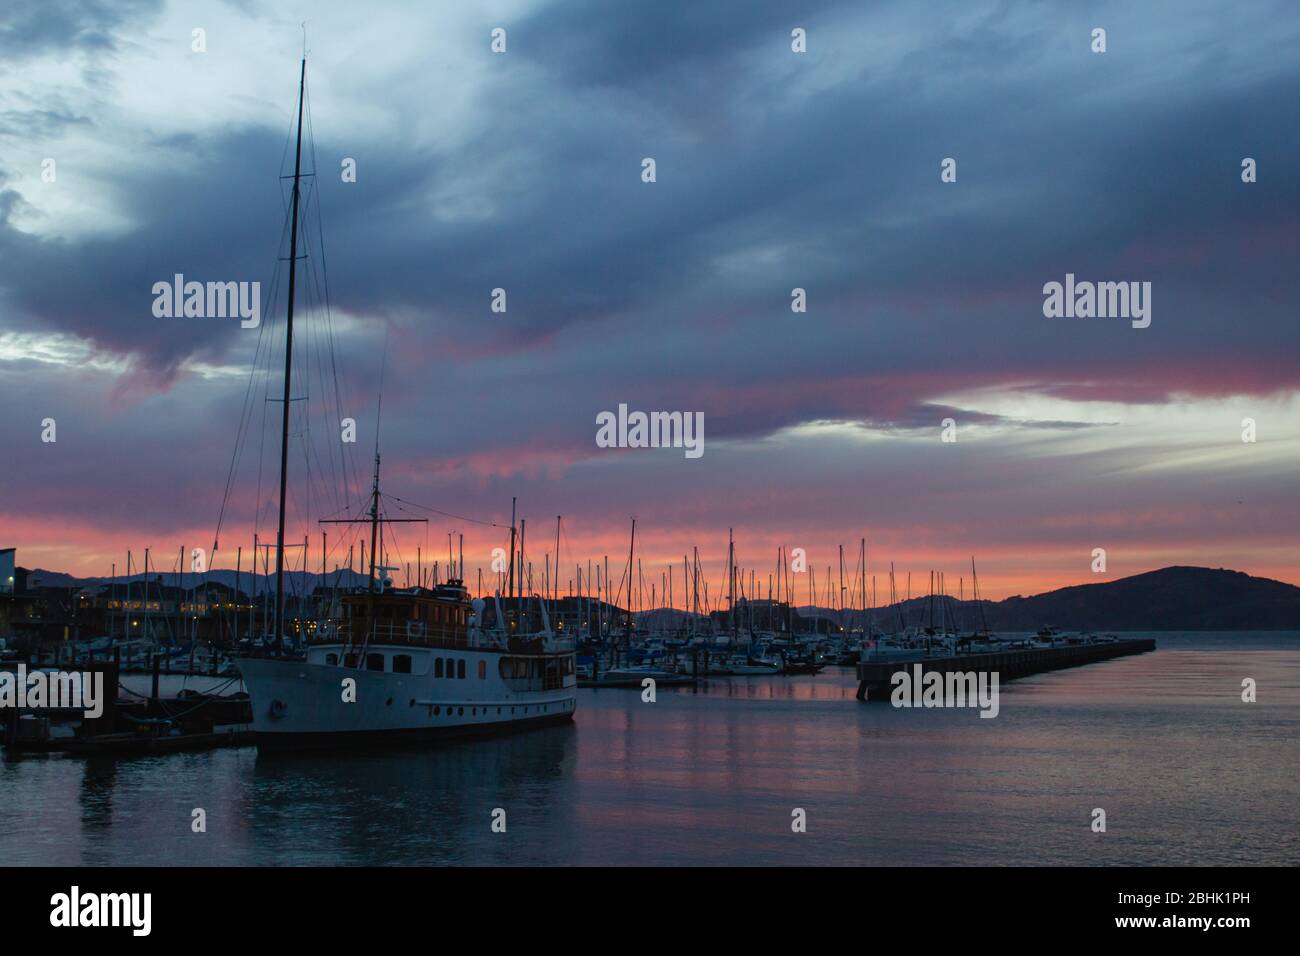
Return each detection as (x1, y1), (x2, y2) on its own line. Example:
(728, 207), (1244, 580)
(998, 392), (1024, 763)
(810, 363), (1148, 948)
(855, 639), (1156, 701)
(3, 659), (252, 757)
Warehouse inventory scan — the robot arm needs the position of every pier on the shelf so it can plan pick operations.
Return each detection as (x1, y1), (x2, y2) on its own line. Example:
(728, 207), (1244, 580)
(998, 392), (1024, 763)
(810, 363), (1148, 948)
(855, 639), (1156, 701)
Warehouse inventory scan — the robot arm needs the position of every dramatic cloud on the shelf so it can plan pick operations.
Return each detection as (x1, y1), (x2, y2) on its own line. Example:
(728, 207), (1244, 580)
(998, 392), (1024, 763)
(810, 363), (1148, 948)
(1, 0), (1297, 595)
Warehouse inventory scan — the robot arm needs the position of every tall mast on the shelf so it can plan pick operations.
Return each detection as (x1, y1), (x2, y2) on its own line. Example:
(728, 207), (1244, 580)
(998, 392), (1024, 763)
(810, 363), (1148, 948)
(507, 497), (517, 606)
(272, 56), (307, 654)
(727, 528), (735, 641)
(860, 538), (866, 632)
(366, 452), (381, 593)
(625, 518), (636, 635)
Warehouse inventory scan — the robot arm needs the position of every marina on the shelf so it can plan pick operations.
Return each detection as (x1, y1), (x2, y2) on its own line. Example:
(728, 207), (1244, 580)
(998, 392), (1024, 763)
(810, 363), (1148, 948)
(1, 1), (1296, 898)
(0, 632), (1295, 867)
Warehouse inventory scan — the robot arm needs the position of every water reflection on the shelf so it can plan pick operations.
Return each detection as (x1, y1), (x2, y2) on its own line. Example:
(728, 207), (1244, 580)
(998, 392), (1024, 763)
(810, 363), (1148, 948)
(0, 635), (1295, 866)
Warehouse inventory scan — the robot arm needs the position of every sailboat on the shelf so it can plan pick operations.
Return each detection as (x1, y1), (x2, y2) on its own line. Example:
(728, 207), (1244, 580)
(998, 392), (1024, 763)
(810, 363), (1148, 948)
(236, 56), (577, 750)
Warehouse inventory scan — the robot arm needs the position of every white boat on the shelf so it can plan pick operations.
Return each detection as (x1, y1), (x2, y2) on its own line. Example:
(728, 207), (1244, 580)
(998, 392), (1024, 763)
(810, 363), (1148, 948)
(239, 580), (576, 750)
(722, 655), (782, 675)
(860, 638), (926, 663)
(599, 664), (678, 681)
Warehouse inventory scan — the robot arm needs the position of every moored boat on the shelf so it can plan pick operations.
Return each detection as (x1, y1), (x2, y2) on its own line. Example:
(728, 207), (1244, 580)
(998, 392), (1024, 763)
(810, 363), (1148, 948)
(239, 580), (576, 750)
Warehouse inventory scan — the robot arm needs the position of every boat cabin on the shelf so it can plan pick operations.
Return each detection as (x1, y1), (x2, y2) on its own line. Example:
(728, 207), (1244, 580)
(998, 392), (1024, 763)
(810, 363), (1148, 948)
(317, 581), (473, 650)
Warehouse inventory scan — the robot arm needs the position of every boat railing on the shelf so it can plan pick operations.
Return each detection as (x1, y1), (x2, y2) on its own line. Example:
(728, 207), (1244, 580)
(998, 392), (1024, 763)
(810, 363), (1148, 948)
(309, 621), (576, 654)
(311, 621), (477, 650)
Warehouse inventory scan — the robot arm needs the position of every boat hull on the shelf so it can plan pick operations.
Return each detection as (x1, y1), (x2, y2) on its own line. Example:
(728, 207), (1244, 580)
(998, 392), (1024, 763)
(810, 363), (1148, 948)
(250, 711), (574, 751)
(238, 647), (576, 751)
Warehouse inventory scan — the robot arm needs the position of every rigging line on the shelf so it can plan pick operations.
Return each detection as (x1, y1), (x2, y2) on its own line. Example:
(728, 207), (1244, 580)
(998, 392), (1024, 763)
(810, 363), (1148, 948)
(251, 180), (301, 549)
(380, 494), (508, 529)
(297, 239), (332, 506)
(302, 90), (363, 514)
(298, 199), (348, 522)
(211, 196), (291, 550)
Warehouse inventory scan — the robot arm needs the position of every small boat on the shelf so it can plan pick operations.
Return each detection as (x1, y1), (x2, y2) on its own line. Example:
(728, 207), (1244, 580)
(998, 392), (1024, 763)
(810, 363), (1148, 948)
(723, 655), (782, 676)
(860, 638), (925, 663)
(583, 665), (694, 688)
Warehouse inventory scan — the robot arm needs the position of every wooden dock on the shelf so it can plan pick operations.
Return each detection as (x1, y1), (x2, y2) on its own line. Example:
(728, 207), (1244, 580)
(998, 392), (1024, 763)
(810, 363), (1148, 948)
(7, 727), (253, 756)
(855, 639), (1156, 701)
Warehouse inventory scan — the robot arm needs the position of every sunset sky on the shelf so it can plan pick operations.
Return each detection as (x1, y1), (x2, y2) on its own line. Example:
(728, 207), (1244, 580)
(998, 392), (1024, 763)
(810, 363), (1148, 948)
(1, 0), (1297, 602)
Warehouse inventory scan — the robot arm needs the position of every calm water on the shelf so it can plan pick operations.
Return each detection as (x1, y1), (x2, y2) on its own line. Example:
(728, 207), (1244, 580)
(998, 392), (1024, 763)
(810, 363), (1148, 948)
(2, 633), (1297, 866)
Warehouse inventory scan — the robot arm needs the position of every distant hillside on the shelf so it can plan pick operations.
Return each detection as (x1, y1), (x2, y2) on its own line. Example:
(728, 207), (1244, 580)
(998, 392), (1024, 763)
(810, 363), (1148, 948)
(983, 567), (1300, 631)
(21, 567), (372, 594)
(793, 567), (1299, 632)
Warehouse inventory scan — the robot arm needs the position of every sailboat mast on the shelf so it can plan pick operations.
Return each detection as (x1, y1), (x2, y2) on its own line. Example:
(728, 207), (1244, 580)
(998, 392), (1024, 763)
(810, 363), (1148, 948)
(366, 452), (380, 593)
(625, 518), (636, 635)
(272, 56), (307, 654)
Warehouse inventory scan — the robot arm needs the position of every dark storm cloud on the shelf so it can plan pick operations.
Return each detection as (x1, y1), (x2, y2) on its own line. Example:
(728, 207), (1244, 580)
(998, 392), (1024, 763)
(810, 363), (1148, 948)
(3, 0), (1298, 408)
(0, 0), (161, 59)
(513, 0), (853, 87)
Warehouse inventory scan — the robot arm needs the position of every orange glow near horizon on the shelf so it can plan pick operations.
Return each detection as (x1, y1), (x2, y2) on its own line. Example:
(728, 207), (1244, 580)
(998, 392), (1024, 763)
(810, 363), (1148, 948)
(7, 513), (1297, 605)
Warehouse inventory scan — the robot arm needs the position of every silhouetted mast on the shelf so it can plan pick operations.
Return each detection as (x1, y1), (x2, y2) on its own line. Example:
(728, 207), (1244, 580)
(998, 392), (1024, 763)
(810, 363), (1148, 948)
(272, 57), (306, 654)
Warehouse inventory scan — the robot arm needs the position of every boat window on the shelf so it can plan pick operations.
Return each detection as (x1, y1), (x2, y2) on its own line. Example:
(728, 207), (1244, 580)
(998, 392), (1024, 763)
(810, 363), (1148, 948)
(478, 660), (486, 679)
(366, 653), (385, 671)
(392, 654), (412, 674)
(325, 653), (339, 666)
(344, 653), (358, 668)
(563, 656), (574, 675)
(435, 658), (444, 678)
(457, 659), (465, 679)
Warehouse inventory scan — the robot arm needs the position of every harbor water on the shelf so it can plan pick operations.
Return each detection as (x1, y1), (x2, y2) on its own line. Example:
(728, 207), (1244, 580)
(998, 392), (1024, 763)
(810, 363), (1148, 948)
(2, 633), (1296, 866)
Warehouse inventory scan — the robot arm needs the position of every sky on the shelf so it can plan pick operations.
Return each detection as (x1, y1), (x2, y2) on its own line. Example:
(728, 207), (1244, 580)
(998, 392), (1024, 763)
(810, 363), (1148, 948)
(1, 0), (1297, 603)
